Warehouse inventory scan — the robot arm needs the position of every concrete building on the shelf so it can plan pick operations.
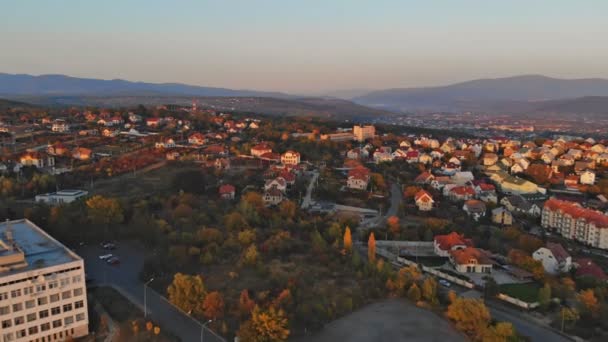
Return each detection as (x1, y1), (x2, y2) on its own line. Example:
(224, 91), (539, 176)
(0, 219), (89, 341)
(353, 125), (375, 142)
(35, 190), (89, 205)
(542, 198), (608, 249)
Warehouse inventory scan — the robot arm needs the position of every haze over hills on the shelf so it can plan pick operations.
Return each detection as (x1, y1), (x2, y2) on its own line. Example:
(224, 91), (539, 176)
(352, 75), (608, 112)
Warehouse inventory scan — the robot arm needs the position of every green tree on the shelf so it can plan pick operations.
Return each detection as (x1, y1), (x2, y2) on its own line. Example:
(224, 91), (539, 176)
(538, 283), (552, 310)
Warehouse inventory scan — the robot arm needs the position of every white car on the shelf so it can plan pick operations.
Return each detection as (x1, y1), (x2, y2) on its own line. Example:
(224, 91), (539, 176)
(439, 279), (451, 287)
(99, 254), (113, 260)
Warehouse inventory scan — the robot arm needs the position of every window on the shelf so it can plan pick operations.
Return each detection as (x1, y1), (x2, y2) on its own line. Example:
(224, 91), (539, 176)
(75, 313), (85, 322)
(62, 291), (72, 300)
(2, 319), (11, 328)
(10, 289), (21, 298)
(63, 304), (72, 312)
(12, 303), (23, 312)
(15, 329), (26, 338)
(2, 333), (13, 342)
(25, 300), (35, 309)
(23, 286), (33, 295)
(72, 275), (82, 283)
(39, 310), (49, 319)
(51, 307), (61, 315)
(73, 288), (84, 296)
(74, 300), (84, 309)
(41, 322), (50, 332)
(28, 326), (38, 335)
(0, 306), (9, 315)
(38, 297), (48, 305)
(36, 284), (46, 292)
(27, 313), (36, 322)
(60, 278), (70, 287)
(14, 316), (24, 325)
(0, 292), (7, 301)
(48, 281), (58, 289)
(50, 294), (60, 303)
(64, 316), (74, 325)
(52, 319), (62, 328)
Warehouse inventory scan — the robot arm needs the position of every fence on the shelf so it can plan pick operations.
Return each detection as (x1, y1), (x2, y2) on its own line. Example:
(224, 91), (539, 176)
(497, 293), (540, 309)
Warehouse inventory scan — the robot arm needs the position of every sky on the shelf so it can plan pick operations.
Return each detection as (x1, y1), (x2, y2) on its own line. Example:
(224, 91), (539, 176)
(1, 0), (607, 93)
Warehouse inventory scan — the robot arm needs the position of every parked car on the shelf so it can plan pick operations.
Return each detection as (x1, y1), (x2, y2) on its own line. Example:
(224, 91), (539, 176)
(102, 243), (116, 250)
(439, 279), (451, 287)
(106, 257), (120, 265)
(99, 254), (113, 260)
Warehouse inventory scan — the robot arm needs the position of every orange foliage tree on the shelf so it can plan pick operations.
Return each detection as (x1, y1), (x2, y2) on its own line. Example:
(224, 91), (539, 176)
(202, 291), (225, 320)
(368, 232), (376, 263)
(387, 216), (400, 237)
(343, 226), (352, 253)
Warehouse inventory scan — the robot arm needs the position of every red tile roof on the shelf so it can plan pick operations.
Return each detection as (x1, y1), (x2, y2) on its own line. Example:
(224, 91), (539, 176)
(414, 190), (433, 203)
(449, 247), (493, 265)
(546, 242), (570, 263)
(219, 184), (235, 195)
(544, 199), (608, 228)
(575, 258), (607, 280)
(434, 232), (472, 251)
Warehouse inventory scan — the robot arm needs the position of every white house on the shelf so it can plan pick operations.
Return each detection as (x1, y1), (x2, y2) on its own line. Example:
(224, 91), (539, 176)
(580, 170), (596, 185)
(533, 243), (572, 275)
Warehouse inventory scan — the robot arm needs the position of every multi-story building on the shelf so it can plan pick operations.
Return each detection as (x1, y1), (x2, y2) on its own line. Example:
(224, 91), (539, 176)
(353, 125), (375, 142)
(542, 199), (608, 249)
(0, 219), (89, 342)
(280, 151), (300, 166)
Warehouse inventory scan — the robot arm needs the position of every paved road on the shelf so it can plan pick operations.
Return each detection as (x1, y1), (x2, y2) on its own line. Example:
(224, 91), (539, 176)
(78, 244), (223, 342)
(487, 303), (570, 342)
(361, 182), (402, 228)
(301, 170), (319, 209)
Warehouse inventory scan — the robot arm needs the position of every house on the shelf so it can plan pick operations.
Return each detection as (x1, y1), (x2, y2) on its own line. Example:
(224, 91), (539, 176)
(414, 190), (434, 211)
(72, 147), (93, 161)
(214, 158), (230, 170)
(449, 247), (493, 273)
(462, 200), (486, 221)
(219, 184), (236, 200)
(414, 171), (434, 185)
(264, 177), (287, 192)
(580, 170), (596, 185)
(433, 232), (472, 257)
(146, 117), (162, 127)
(564, 175), (579, 189)
(449, 186), (475, 201)
(188, 133), (207, 145)
(373, 150), (393, 163)
(500, 195), (541, 217)
(347, 148), (368, 160)
(108, 116), (124, 126)
(491, 207), (513, 225)
(483, 153), (498, 166)
(574, 258), (607, 281)
(35, 189), (88, 205)
(51, 119), (70, 133)
(451, 171), (474, 185)
(47, 142), (69, 156)
(20, 152), (55, 168)
(490, 171), (539, 195)
(251, 143), (273, 157)
(533, 243), (572, 275)
(263, 187), (284, 206)
(155, 138), (176, 149)
(347, 167), (370, 191)
(281, 151), (301, 165)
(418, 153), (433, 165)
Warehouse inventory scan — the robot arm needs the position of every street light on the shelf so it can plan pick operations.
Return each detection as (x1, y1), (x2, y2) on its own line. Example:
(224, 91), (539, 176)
(201, 319), (213, 342)
(144, 277), (154, 318)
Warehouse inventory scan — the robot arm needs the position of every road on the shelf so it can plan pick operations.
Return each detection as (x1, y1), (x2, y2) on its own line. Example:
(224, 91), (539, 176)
(487, 303), (571, 342)
(361, 182), (402, 228)
(78, 244), (223, 342)
(301, 170), (319, 209)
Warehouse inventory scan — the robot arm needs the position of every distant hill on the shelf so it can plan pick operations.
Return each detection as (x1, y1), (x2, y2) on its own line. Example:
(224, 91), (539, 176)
(530, 96), (608, 115)
(0, 98), (35, 110)
(0, 73), (289, 98)
(353, 75), (608, 112)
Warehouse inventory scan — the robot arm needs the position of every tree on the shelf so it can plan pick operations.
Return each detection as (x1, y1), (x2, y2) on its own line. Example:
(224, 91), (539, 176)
(241, 244), (259, 266)
(202, 291), (225, 320)
(577, 289), (600, 318)
(483, 276), (499, 299)
(238, 229), (257, 247)
(403, 186), (421, 198)
(387, 216), (400, 237)
(407, 283), (421, 302)
(237, 305), (290, 342)
(482, 322), (516, 342)
(239, 289), (256, 317)
(538, 283), (552, 310)
(167, 273), (206, 316)
(86, 195), (123, 227)
(343, 226), (352, 253)
(446, 298), (491, 341)
(561, 307), (579, 329)
(422, 277), (438, 304)
(368, 232), (376, 263)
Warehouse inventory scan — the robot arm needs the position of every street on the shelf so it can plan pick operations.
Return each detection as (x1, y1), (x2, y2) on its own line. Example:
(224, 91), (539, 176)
(78, 244), (224, 342)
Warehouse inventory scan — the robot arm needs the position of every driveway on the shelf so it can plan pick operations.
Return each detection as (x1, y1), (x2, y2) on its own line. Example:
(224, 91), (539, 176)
(78, 244), (224, 342)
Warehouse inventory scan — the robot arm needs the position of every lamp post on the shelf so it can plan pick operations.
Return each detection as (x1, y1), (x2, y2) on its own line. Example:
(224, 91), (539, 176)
(144, 278), (154, 318)
(201, 319), (213, 342)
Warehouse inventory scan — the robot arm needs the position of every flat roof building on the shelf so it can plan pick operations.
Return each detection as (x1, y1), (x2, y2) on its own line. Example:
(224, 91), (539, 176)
(35, 190), (88, 205)
(0, 219), (89, 341)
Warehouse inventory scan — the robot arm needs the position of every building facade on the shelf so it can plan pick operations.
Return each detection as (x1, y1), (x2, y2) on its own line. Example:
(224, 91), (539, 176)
(353, 125), (375, 142)
(541, 199), (608, 249)
(0, 219), (89, 342)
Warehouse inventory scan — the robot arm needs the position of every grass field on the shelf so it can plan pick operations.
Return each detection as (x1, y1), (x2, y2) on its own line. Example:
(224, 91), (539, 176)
(498, 282), (541, 303)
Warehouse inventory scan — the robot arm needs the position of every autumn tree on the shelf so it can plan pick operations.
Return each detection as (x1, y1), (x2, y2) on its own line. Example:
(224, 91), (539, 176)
(403, 185), (421, 198)
(368, 232), (376, 263)
(343, 226), (352, 253)
(387, 216), (400, 237)
(240, 244), (259, 266)
(538, 283), (552, 310)
(86, 195), (123, 227)
(239, 289), (256, 317)
(577, 289), (600, 318)
(167, 273), (206, 316)
(202, 291), (225, 320)
(407, 283), (421, 302)
(446, 298), (491, 341)
(422, 277), (438, 304)
(482, 322), (517, 342)
(561, 307), (580, 329)
(237, 305), (290, 342)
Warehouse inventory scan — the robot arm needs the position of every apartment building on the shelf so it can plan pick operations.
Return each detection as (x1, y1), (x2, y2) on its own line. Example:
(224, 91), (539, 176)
(0, 219), (88, 342)
(353, 125), (375, 142)
(280, 151), (301, 166)
(541, 198), (608, 249)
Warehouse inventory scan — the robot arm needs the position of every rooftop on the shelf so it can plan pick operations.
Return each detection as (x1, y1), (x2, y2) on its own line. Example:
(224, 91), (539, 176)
(0, 219), (80, 276)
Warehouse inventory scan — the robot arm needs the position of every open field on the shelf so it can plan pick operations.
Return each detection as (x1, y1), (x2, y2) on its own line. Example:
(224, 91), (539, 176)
(499, 283), (541, 303)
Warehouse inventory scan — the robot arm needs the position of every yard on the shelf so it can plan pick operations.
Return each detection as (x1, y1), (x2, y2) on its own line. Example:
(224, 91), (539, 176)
(498, 282), (541, 303)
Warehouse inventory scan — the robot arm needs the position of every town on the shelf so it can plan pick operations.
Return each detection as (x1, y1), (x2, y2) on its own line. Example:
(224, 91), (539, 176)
(0, 99), (607, 342)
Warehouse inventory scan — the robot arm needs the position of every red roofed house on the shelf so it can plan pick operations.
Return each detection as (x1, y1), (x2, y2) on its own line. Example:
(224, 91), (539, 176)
(219, 184), (236, 200)
(72, 147), (93, 161)
(414, 190), (434, 211)
(542, 198), (608, 249)
(463, 199), (487, 221)
(575, 258), (607, 281)
(264, 177), (287, 192)
(533, 242), (572, 275)
(414, 171), (435, 185)
(263, 187), (284, 206)
(434, 232), (472, 257)
(20, 151), (55, 169)
(449, 247), (493, 273)
(347, 166), (370, 190)
(188, 132), (207, 145)
(146, 117), (162, 127)
(251, 143), (272, 158)
(449, 186), (476, 201)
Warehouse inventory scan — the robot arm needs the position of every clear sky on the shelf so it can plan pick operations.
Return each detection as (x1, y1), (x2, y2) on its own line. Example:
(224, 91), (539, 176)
(1, 0), (607, 93)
